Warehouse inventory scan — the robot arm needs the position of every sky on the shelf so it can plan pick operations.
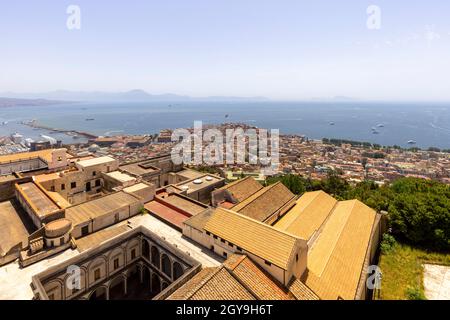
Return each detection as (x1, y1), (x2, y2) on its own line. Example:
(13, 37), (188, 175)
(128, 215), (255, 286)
(1, 0), (450, 101)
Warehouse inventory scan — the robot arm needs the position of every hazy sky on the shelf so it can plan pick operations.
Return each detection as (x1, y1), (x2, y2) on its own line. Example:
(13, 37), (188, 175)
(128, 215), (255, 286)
(1, 0), (450, 101)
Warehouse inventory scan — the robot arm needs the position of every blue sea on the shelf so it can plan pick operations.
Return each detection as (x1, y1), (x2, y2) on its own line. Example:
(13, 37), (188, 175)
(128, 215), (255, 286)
(1, 101), (450, 149)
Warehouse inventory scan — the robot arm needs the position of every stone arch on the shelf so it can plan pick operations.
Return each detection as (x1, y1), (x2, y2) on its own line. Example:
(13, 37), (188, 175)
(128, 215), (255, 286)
(173, 261), (184, 280)
(127, 239), (140, 261)
(63, 267), (86, 298)
(45, 279), (64, 300)
(87, 256), (108, 285)
(142, 267), (151, 289)
(142, 240), (150, 261)
(151, 273), (161, 294)
(151, 246), (160, 268)
(108, 247), (125, 272)
(161, 253), (172, 278)
(108, 274), (126, 300)
(89, 286), (108, 300)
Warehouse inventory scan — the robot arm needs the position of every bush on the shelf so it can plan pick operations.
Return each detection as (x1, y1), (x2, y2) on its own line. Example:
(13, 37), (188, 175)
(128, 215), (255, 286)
(405, 286), (426, 300)
(380, 234), (397, 254)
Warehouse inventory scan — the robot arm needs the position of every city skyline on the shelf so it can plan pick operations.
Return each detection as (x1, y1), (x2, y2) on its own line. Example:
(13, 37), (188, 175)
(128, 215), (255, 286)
(1, 1), (450, 101)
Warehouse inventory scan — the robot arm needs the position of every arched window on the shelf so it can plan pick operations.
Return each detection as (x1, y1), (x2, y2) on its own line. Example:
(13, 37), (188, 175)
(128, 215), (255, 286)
(173, 262), (184, 280)
(161, 254), (172, 278)
(142, 240), (150, 260)
(151, 246), (160, 268)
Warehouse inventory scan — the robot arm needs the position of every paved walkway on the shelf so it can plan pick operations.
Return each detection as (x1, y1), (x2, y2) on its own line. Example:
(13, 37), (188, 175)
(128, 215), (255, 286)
(0, 213), (223, 300)
(423, 264), (450, 300)
(130, 214), (224, 268)
(0, 249), (79, 300)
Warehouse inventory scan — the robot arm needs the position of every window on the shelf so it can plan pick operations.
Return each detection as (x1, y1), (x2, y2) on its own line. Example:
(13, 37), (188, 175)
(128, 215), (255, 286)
(265, 260), (272, 266)
(206, 231), (211, 236)
(60, 237), (65, 245)
(213, 235), (218, 240)
(71, 182), (76, 189)
(237, 247), (242, 252)
(131, 249), (136, 260)
(95, 179), (101, 187)
(296, 254), (299, 262)
(223, 252), (228, 258)
(94, 268), (101, 281)
(50, 186), (55, 192)
(61, 184), (65, 191)
(114, 258), (119, 270)
(92, 171), (97, 177)
(210, 245), (214, 251)
(221, 239), (226, 244)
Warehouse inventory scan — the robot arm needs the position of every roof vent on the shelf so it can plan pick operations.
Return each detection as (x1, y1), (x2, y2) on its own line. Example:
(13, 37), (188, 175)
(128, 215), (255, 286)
(206, 176), (213, 181)
(193, 179), (203, 184)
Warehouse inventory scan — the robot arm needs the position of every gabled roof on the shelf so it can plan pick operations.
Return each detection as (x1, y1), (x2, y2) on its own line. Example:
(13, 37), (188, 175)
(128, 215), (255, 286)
(168, 254), (295, 300)
(217, 177), (263, 203)
(274, 191), (338, 240)
(304, 200), (377, 300)
(204, 208), (303, 270)
(231, 182), (296, 222)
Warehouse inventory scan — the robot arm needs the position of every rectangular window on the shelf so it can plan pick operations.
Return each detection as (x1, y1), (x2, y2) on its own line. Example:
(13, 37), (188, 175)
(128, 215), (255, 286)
(296, 254), (299, 262)
(221, 239), (226, 244)
(131, 249), (136, 260)
(50, 186), (55, 192)
(71, 182), (76, 189)
(114, 259), (119, 270)
(94, 268), (101, 281)
(237, 247), (242, 252)
(213, 235), (218, 240)
(223, 252), (228, 258)
(206, 231), (211, 236)
(61, 184), (65, 191)
(95, 179), (101, 187)
(92, 171), (97, 177)
(265, 260), (272, 266)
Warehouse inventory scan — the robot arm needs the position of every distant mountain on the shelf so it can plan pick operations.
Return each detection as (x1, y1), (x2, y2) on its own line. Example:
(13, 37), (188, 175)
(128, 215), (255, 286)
(1, 90), (269, 103)
(0, 97), (70, 108)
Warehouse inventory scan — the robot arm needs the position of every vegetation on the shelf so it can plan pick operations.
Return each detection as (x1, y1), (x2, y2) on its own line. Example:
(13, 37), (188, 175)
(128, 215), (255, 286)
(377, 243), (450, 300)
(267, 173), (450, 251)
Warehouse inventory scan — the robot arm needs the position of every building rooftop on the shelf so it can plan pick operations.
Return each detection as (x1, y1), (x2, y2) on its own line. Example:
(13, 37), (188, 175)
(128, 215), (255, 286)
(304, 199), (377, 300)
(16, 182), (61, 219)
(65, 191), (141, 226)
(0, 149), (59, 165)
(104, 171), (136, 183)
(76, 156), (116, 168)
(216, 176), (263, 203)
(175, 169), (205, 181)
(231, 182), (296, 222)
(176, 175), (223, 193)
(0, 200), (32, 257)
(204, 208), (303, 270)
(76, 223), (131, 252)
(274, 191), (338, 240)
(119, 161), (161, 176)
(159, 193), (207, 216)
(168, 254), (307, 300)
(145, 201), (190, 230)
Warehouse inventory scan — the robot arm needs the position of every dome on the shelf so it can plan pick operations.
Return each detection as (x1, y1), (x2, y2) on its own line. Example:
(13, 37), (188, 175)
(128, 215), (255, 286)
(45, 219), (72, 238)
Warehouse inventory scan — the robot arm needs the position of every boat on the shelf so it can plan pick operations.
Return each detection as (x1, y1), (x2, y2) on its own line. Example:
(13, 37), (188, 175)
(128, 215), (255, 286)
(407, 140), (417, 145)
(377, 124), (385, 128)
(85, 118), (95, 121)
(329, 122), (335, 126)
